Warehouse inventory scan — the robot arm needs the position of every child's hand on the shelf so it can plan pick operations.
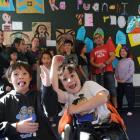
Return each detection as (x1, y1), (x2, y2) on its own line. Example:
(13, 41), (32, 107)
(52, 55), (64, 67)
(16, 117), (39, 133)
(40, 65), (51, 87)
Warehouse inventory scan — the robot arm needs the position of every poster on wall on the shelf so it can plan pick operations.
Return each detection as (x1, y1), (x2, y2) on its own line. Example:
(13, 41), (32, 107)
(3, 31), (33, 46)
(32, 22), (51, 47)
(56, 29), (75, 53)
(0, 0), (15, 11)
(16, 0), (44, 14)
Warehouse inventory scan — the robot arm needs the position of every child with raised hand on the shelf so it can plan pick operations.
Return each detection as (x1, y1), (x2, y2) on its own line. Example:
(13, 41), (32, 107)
(0, 61), (58, 140)
(49, 55), (111, 139)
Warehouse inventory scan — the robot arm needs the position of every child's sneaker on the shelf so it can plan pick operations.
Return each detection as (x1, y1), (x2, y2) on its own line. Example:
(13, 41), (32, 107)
(127, 112), (133, 116)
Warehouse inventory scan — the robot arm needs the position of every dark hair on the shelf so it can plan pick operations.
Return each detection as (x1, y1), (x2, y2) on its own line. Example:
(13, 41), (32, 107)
(6, 61), (32, 82)
(38, 50), (53, 65)
(12, 37), (23, 47)
(64, 39), (73, 46)
(119, 45), (130, 59)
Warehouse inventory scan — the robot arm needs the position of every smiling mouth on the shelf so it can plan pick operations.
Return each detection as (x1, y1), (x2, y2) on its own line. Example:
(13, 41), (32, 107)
(69, 83), (76, 89)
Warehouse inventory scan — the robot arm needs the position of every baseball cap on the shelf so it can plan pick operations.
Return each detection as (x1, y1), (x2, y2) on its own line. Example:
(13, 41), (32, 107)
(93, 27), (104, 37)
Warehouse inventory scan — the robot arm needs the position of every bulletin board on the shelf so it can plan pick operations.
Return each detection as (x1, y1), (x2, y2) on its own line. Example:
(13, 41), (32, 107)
(0, 0), (140, 73)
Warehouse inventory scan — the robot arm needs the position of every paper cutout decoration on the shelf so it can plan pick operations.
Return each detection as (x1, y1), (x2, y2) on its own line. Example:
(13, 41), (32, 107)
(76, 14), (84, 25)
(16, 0), (44, 14)
(121, 2), (128, 16)
(0, 0), (15, 11)
(12, 22), (23, 30)
(137, 56), (140, 65)
(103, 16), (109, 23)
(102, 3), (108, 12)
(83, 3), (90, 11)
(126, 16), (140, 33)
(92, 3), (99, 12)
(118, 16), (126, 28)
(76, 26), (86, 41)
(84, 13), (93, 27)
(116, 30), (126, 45)
(128, 33), (140, 47)
(109, 5), (116, 10)
(2, 13), (12, 31)
(59, 1), (66, 10)
(84, 37), (93, 53)
(110, 15), (117, 25)
(115, 44), (122, 57)
(77, 0), (83, 10)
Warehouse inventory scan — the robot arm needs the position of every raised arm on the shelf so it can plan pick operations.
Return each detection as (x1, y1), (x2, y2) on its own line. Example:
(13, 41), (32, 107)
(50, 55), (68, 103)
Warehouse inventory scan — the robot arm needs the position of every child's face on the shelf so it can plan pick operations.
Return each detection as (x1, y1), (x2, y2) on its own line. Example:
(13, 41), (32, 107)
(64, 43), (72, 54)
(10, 67), (32, 94)
(10, 52), (17, 61)
(59, 69), (81, 94)
(0, 31), (4, 44)
(41, 54), (52, 68)
(120, 48), (127, 58)
(32, 38), (39, 48)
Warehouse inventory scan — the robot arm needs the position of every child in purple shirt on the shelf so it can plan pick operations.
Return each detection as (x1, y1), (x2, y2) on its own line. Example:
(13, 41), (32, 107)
(115, 46), (135, 116)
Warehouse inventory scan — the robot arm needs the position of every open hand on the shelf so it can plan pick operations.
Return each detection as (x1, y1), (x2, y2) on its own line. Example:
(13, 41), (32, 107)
(16, 117), (39, 133)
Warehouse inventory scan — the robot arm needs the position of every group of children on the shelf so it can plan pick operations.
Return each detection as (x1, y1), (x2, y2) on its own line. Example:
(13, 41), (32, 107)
(0, 27), (134, 139)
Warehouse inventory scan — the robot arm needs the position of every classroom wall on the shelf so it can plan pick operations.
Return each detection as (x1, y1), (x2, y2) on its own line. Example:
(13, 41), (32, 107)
(0, 0), (140, 74)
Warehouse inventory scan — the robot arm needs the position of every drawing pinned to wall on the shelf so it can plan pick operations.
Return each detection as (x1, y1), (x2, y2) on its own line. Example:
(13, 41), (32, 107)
(0, 0), (15, 11)
(2, 13), (12, 31)
(4, 31), (33, 46)
(49, 0), (59, 11)
(16, 0), (44, 14)
(56, 29), (75, 53)
(32, 22), (51, 47)
(84, 13), (93, 27)
(128, 33), (140, 47)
